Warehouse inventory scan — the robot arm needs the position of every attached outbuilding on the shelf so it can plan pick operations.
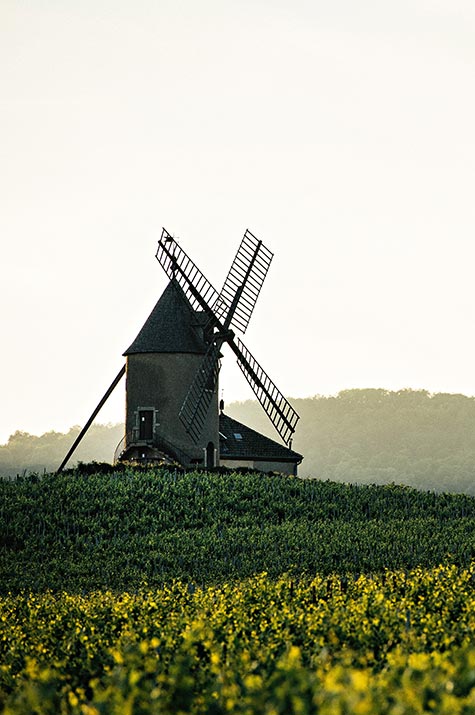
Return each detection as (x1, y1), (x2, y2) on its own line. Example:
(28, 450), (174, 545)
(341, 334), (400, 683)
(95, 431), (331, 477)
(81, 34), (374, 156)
(219, 413), (303, 475)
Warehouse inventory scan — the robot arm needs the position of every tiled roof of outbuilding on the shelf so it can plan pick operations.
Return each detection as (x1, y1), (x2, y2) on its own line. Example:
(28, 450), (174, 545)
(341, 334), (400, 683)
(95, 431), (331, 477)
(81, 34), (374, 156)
(219, 413), (302, 462)
(124, 279), (207, 355)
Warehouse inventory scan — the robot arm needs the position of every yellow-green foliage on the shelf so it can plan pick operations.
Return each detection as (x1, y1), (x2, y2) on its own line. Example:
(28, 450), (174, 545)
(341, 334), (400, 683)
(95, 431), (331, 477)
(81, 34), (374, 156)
(2, 564), (475, 713)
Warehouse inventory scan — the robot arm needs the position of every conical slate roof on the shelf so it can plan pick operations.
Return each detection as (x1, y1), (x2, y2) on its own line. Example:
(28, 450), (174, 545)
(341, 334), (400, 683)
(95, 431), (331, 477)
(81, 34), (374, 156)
(124, 280), (208, 355)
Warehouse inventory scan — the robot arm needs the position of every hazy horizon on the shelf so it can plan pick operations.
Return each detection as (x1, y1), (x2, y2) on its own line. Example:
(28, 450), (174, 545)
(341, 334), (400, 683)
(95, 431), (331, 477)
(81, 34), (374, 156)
(2, 1), (475, 444)
(3, 385), (475, 445)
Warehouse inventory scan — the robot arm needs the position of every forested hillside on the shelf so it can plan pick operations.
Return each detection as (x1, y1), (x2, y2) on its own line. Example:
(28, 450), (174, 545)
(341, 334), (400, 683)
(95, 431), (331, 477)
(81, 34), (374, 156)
(0, 423), (124, 479)
(2, 389), (475, 493)
(231, 389), (475, 493)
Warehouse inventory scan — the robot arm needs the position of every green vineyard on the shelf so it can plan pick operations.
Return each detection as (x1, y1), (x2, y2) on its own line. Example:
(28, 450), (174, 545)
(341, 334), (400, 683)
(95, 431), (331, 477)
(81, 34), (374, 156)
(2, 468), (475, 712)
(3, 469), (475, 592)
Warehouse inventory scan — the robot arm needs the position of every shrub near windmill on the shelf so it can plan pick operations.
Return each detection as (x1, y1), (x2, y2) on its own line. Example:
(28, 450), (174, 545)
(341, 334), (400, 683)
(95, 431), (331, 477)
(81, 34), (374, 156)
(58, 229), (302, 474)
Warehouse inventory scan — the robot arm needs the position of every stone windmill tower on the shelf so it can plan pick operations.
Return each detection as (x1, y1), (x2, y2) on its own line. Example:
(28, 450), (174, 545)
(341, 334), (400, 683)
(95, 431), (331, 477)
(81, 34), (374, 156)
(58, 228), (302, 473)
(121, 279), (219, 467)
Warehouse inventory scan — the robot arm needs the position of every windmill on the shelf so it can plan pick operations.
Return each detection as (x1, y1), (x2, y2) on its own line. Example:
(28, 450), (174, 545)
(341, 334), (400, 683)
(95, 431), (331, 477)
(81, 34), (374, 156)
(58, 228), (302, 473)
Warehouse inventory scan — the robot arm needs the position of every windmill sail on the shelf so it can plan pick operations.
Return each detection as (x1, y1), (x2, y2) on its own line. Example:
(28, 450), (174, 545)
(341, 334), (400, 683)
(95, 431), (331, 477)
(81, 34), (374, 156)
(155, 228), (220, 317)
(179, 342), (222, 442)
(157, 226), (299, 447)
(213, 229), (273, 333)
(234, 338), (299, 446)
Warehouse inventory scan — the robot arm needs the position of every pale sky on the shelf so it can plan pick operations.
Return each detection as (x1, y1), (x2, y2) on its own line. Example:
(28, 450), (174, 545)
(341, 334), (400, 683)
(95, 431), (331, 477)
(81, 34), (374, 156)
(1, 0), (475, 444)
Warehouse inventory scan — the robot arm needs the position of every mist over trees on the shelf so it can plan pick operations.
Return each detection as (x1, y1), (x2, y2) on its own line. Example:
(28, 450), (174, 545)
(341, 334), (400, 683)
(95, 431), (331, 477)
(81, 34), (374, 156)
(0, 424), (124, 478)
(229, 389), (475, 494)
(2, 389), (475, 494)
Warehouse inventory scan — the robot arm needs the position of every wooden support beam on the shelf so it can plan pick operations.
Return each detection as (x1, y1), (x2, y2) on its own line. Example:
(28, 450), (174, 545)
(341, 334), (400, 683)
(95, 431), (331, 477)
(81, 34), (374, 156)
(56, 365), (126, 473)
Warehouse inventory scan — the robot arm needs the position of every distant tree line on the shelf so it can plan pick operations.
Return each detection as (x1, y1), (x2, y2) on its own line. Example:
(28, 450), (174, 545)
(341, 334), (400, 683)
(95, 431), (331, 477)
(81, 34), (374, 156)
(2, 389), (475, 494)
(0, 424), (124, 479)
(229, 389), (475, 494)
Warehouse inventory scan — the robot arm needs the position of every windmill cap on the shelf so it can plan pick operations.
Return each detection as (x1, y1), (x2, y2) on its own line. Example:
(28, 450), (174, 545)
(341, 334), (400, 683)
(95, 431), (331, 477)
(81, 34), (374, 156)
(124, 279), (208, 356)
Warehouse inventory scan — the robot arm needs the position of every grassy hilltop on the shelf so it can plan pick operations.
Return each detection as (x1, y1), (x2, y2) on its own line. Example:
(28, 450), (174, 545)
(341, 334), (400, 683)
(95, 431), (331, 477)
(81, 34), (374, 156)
(3, 467), (475, 593)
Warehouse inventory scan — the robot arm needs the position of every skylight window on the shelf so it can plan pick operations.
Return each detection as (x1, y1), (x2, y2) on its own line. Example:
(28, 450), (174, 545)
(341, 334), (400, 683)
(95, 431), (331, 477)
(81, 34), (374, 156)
(234, 433), (243, 440)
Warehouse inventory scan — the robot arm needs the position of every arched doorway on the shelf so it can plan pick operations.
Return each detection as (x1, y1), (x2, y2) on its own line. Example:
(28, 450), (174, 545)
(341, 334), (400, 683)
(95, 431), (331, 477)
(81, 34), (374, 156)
(206, 441), (215, 468)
